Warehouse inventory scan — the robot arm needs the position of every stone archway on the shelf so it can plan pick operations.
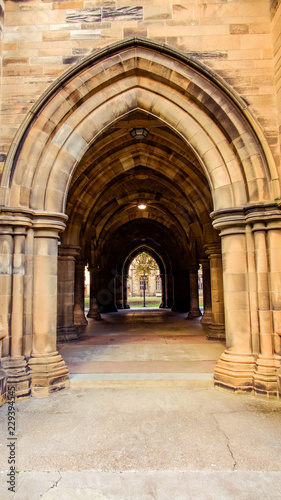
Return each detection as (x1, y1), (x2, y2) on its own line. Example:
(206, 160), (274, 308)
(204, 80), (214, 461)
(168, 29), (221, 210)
(123, 246), (168, 310)
(0, 38), (280, 402)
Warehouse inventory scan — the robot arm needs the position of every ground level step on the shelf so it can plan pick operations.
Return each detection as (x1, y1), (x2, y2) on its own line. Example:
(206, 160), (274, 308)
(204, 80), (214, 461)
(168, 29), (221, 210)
(70, 372), (213, 389)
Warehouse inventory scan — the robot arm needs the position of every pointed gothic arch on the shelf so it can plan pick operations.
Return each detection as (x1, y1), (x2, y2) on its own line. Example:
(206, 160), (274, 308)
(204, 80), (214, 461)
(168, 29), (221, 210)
(0, 38), (281, 401)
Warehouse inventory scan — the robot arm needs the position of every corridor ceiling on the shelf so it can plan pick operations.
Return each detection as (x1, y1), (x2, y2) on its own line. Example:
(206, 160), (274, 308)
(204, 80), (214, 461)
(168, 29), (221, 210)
(64, 109), (215, 269)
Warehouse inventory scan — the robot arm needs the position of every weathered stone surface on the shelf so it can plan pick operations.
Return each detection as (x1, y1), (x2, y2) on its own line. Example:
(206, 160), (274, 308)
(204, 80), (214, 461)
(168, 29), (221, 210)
(0, 2), (281, 405)
(66, 6), (143, 24)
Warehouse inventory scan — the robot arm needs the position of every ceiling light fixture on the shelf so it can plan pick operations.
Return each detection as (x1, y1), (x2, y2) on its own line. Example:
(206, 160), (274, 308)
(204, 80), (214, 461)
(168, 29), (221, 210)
(130, 128), (149, 140)
(138, 203), (147, 210)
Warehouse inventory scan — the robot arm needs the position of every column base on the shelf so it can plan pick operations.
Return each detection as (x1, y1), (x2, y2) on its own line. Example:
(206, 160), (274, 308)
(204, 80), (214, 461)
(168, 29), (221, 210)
(87, 309), (102, 320)
(74, 309), (88, 326)
(207, 323), (225, 340)
(1, 356), (31, 400)
(200, 311), (213, 325)
(28, 351), (70, 397)
(253, 355), (280, 397)
(171, 303), (189, 313)
(186, 308), (202, 319)
(0, 369), (6, 406)
(96, 305), (118, 313)
(214, 350), (255, 393)
(57, 325), (80, 342)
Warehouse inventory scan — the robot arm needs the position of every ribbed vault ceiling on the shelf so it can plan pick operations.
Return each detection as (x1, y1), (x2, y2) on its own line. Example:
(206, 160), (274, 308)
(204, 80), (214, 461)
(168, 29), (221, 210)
(64, 110), (216, 267)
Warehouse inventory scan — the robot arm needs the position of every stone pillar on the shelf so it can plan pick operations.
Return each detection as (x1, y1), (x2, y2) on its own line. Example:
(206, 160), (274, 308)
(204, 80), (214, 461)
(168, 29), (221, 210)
(212, 214), (255, 392)
(200, 259), (212, 325)
(159, 274), (167, 308)
(74, 260), (88, 326)
(0, 226), (13, 359)
(88, 267), (102, 320)
(171, 271), (189, 312)
(115, 274), (123, 309)
(267, 221), (281, 399)
(187, 266), (202, 319)
(122, 274), (130, 309)
(166, 274), (174, 308)
(57, 245), (80, 342)
(28, 225), (69, 397)
(253, 222), (279, 396)
(0, 323), (7, 406)
(245, 224), (259, 355)
(1, 225), (30, 400)
(204, 244), (225, 339)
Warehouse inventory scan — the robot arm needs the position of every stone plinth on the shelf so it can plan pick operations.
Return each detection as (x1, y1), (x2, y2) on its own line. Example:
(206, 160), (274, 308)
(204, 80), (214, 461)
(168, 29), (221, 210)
(28, 352), (69, 397)
(1, 356), (30, 400)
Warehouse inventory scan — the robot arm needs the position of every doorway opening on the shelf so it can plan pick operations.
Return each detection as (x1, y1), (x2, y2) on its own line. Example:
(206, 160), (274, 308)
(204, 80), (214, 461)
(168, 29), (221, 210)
(127, 252), (162, 309)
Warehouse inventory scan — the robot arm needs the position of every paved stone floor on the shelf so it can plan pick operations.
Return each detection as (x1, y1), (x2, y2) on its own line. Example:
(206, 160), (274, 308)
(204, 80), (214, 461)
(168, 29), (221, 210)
(1, 310), (281, 499)
(60, 309), (225, 389)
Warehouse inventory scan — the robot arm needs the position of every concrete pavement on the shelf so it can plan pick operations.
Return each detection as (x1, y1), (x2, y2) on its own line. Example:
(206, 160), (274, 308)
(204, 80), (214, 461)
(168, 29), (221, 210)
(0, 309), (281, 499)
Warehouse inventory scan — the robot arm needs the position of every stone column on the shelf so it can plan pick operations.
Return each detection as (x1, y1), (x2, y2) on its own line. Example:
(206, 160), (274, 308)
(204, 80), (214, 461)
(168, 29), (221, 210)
(245, 224), (259, 355)
(115, 274), (123, 309)
(1, 224), (30, 400)
(187, 266), (202, 319)
(267, 221), (281, 398)
(171, 271), (189, 312)
(212, 213), (255, 392)
(166, 274), (174, 308)
(0, 225), (13, 359)
(0, 322), (7, 407)
(57, 245), (80, 342)
(74, 260), (88, 326)
(204, 244), (225, 339)
(28, 225), (69, 397)
(159, 274), (167, 308)
(253, 222), (278, 395)
(88, 267), (102, 320)
(200, 259), (212, 325)
(122, 274), (130, 309)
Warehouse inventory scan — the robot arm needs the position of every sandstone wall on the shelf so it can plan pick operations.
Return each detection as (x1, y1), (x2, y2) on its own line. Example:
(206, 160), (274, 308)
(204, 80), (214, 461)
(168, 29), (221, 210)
(0, 0), (280, 183)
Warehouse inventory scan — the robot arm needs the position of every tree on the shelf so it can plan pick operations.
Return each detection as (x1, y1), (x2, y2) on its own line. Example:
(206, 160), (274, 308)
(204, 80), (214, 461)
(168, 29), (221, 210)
(131, 252), (158, 277)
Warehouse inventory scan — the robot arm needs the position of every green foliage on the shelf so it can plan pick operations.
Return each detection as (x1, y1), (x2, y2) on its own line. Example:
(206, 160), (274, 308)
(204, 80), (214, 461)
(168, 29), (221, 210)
(130, 252), (159, 277)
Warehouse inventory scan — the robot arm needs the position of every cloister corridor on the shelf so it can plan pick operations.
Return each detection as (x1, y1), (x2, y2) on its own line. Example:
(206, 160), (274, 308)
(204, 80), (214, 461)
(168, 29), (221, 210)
(58, 309), (225, 390)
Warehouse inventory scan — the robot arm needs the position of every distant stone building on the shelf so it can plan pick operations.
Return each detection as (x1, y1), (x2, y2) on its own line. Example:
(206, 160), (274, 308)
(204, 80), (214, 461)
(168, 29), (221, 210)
(0, 0), (281, 404)
(128, 256), (161, 298)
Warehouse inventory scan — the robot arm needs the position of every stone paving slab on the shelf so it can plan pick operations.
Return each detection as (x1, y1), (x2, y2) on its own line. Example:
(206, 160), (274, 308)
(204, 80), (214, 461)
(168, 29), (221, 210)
(1, 470), (281, 500)
(0, 387), (281, 498)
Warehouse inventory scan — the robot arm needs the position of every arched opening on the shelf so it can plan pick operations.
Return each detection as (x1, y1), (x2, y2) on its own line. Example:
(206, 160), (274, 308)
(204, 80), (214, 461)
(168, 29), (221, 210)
(0, 38), (280, 401)
(127, 251), (162, 309)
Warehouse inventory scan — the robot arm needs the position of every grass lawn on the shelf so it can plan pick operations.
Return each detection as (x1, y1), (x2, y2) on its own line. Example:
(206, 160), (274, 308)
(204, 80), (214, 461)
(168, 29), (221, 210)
(127, 296), (161, 308)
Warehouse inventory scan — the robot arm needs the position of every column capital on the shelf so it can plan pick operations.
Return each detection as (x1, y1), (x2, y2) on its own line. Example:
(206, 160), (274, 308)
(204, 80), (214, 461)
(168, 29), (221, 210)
(211, 203), (281, 235)
(204, 243), (221, 258)
(58, 244), (80, 258)
(0, 208), (67, 232)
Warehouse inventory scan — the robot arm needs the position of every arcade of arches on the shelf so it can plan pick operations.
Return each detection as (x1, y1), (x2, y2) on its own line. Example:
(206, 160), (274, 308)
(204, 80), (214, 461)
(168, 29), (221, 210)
(0, 39), (281, 405)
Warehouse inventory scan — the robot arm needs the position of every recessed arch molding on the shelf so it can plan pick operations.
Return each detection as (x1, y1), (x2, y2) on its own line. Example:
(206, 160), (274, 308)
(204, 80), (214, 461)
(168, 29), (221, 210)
(0, 38), (281, 403)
